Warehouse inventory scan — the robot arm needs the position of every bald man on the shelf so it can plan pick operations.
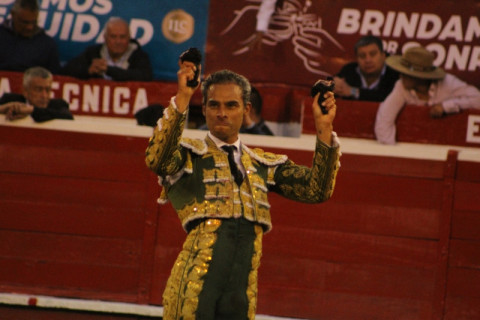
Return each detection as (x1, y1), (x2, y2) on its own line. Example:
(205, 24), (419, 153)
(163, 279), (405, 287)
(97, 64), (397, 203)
(62, 17), (153, 81)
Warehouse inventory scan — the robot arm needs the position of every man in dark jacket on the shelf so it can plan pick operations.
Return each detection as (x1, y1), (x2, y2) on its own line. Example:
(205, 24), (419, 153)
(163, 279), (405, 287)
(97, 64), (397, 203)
(241, 86), (274, 135)
(0, 0), (60, 73)
(62, 17), (153, 81)
(0, 67), (73, 122)
(333, 35), (399, 102)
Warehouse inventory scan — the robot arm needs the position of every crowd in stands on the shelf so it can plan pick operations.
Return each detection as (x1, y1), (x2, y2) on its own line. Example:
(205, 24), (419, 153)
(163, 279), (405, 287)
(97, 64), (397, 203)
(331, 34), (480, 144)
(1, 0), (480, 143)
(374, 46), (480, 144)
(0, 0), (153, 123)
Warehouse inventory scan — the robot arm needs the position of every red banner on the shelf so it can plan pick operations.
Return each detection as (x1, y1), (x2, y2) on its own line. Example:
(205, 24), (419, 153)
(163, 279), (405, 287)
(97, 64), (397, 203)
(206, 0), (480, 89)
(0, 71), (198, 118)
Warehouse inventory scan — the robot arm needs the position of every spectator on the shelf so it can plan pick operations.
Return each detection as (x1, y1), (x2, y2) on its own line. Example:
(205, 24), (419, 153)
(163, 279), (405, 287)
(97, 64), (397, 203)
(241, 86), (274, 135)
(333, 35), (399, 101)
(0, 66), (73, 122)
(375, 46), (480, 145)
(62, 17), (153, 81)
(0, 0), (60, 73)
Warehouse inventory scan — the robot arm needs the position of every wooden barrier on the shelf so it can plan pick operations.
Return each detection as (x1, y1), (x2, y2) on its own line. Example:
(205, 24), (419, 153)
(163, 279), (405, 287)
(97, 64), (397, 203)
(3, 70), (478, 145)
(1, 115), (480, 319)
(0, 71), (304, 128)
(302, 97), (480, 148)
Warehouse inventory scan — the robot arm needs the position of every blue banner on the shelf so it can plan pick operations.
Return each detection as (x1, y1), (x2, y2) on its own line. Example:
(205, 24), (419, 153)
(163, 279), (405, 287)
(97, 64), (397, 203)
(0, 0), (210, 80)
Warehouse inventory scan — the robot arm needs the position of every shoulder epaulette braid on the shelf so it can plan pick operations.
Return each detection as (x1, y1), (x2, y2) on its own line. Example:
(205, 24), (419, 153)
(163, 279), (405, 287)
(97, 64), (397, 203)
(243, 145), (288, 166)
(180, 138), (208, 155)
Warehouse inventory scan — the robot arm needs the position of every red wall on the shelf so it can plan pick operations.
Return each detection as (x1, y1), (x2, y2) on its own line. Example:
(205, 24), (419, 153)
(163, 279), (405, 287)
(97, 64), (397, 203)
(1, 116), (480, 319)
(302, 98), (480, 147)
(0, 127), (158, 303)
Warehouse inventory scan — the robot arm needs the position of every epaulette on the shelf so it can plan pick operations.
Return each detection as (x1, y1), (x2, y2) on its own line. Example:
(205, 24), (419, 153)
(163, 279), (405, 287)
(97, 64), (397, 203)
(243, 145), (288, 166)
(180, 137), (208, 155)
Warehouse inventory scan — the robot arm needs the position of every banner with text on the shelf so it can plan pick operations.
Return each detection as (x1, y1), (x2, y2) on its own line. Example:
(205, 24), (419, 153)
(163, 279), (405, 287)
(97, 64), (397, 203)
(0, 0), (210, 81)
(0, 71), (183, 117)
(205, 0), (480, 89)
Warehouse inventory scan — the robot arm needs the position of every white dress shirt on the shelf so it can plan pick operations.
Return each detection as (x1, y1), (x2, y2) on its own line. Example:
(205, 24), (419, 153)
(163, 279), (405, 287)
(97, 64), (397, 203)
(374, 73), (480, 145)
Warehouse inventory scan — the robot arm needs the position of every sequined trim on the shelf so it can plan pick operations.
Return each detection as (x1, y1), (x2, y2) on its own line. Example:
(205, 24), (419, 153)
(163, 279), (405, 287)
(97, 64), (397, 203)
(243, 145), (288, 166)
(180, 137), (208, 155)
(247, 224), (263, 319)
(266, 167), (276, 186)
(162, 219), (222, 319)
(145, 102), (186, 173)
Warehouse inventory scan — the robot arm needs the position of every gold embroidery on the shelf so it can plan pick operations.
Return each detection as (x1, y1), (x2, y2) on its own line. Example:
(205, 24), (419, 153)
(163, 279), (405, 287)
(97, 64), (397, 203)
(202, 168), (216, 182)
(216, 183), (230, 198)
(204, 184), (218, 199)
(178, 199), (234, 227)
(144, 104), (187, 174)
(247, 225), (263, 320)
(243, 146), (288, 166)
(274, 141), (340, 202)
(162, 219), (222, 319)
(212, 151), (228, 168)
(181, 137), (208, 155)
(184, 152), (193, 173)
(266, 166), (275, 185)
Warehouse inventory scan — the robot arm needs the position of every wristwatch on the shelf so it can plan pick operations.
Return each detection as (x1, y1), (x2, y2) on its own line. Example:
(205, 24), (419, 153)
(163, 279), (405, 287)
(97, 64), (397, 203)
(350, 87), (360, 99)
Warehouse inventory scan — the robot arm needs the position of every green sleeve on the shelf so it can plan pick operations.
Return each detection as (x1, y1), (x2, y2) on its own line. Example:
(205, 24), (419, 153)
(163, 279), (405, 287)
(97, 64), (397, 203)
(145, 102), (188, 177)
(270, 139), (340, 203)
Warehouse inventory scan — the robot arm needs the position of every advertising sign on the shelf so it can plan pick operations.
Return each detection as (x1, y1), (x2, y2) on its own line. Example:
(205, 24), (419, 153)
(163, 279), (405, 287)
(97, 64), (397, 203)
(206, 0), (480, 89)
(0, 0), (210, 80)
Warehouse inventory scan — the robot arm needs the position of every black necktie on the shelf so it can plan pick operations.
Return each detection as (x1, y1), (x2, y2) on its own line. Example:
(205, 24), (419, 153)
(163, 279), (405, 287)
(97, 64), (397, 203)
(221, 145), (244, 186)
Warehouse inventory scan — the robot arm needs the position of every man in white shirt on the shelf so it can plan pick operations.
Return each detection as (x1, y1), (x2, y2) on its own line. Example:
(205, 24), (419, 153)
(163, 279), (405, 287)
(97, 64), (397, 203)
(374, 46), (480, 145)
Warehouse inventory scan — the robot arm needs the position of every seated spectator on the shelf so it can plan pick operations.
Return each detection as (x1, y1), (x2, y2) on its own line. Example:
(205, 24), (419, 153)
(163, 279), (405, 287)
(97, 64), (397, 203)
(375, 46), (480, 145)
(0, 66), (73, 122)
(240, 86), (274, 135)
(333, 35), (399, 101)
(62, 17), (153, 81)
(0, 0), (60, 73)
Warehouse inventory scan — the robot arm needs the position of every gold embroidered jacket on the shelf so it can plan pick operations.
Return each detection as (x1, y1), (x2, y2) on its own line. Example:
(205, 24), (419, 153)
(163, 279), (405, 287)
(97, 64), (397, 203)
(145, 101), (340, 233)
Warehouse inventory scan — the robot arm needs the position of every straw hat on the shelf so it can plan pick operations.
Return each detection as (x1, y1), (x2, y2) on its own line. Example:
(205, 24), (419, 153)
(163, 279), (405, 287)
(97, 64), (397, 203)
(386, 46), (445, 80)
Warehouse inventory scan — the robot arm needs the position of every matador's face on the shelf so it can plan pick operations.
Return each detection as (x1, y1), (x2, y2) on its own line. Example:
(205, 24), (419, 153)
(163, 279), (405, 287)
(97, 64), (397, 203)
(202, 83), (251, 144)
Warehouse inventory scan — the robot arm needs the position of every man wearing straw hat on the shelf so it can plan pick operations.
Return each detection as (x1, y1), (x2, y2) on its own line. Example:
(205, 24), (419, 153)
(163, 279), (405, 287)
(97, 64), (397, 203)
(374, 46), (480, 145)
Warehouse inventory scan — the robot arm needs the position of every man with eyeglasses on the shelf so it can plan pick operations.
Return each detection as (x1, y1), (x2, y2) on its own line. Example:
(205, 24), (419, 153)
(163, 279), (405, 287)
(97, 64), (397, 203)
(0, 67), (73, 122)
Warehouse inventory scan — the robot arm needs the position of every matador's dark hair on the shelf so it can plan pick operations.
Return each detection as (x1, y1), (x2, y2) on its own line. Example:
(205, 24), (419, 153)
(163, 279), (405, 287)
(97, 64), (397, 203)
(201, 69), (251, 107)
